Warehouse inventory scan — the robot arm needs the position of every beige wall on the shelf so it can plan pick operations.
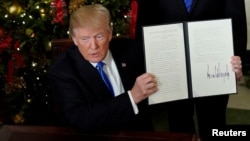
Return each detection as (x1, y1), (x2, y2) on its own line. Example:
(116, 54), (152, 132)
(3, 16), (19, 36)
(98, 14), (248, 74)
(245, 0), (250, 50)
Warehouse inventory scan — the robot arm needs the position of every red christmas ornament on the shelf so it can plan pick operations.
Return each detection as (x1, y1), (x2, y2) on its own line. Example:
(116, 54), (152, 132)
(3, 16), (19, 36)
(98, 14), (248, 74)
(130, 0), (138, 39)
(0, 27), (4, 38)
(0, 34), (12, 49)
(50, 0), (68, 24)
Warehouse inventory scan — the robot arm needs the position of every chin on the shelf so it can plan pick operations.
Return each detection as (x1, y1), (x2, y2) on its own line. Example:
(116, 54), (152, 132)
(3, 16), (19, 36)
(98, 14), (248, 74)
(89, 58), (102, 63)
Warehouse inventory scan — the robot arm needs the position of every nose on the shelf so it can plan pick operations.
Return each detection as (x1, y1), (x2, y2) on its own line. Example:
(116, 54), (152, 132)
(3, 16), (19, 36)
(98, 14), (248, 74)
(89, 38), (98, 49)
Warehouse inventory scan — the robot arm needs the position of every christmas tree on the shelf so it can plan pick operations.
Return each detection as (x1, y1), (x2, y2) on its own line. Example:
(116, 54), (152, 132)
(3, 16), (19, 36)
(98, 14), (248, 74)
(0, 0), (131, 124)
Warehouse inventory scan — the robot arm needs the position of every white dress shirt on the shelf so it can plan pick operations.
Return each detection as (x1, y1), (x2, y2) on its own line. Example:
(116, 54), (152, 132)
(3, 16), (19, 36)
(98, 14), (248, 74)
(91, 50), (139, 114)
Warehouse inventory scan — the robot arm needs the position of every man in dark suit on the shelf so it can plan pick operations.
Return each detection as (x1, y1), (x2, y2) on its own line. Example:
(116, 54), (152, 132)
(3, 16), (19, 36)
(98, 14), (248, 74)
(47, 4), (158, 131)
(135, 0), (247, 140)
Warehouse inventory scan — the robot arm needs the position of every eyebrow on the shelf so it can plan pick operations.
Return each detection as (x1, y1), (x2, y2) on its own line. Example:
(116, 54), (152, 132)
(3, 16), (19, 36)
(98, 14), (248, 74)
(81, 32), (104, 38)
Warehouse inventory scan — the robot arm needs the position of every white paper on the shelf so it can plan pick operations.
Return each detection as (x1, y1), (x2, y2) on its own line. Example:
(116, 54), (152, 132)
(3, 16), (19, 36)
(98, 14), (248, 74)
(187, 19), (236, 97)
(143, 19), (237, 105)
(143, 23), (189, 105)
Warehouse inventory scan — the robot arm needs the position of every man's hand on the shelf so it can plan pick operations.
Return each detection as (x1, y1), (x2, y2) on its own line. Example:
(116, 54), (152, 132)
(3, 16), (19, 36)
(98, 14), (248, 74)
(131, 73), (158, 104)
(231, 56), (243, 81)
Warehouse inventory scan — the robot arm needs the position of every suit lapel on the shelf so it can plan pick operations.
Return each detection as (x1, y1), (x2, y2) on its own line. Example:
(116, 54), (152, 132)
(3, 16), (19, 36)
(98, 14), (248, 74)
(70, 48), (113, 98)
(111, 54), (129, 91)
(178, 0), (188, 13)
(109, 37), (145, 92)
(190, 0), (198, 12)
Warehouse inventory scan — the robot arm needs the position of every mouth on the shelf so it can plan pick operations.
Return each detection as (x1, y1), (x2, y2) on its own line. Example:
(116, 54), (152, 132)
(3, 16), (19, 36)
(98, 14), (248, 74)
(91, 52), (99, 57)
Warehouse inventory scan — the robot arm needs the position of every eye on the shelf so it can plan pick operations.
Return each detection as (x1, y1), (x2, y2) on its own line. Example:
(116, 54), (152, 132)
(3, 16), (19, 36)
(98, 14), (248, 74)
(96, 34), (104, 40)
(81, 37), (89, 42)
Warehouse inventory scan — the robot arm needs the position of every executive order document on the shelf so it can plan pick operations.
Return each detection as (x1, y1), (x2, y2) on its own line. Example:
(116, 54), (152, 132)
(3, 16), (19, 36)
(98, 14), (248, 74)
(143, 19), (237, 105)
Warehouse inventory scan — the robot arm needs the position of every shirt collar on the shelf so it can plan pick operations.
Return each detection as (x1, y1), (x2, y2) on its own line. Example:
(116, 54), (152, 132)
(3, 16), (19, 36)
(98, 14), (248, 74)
(90, 50), (112, 67)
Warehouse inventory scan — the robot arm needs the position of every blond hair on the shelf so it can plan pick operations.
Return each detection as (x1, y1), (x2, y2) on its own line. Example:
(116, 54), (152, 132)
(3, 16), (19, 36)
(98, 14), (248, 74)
(69, 4), (112, 37)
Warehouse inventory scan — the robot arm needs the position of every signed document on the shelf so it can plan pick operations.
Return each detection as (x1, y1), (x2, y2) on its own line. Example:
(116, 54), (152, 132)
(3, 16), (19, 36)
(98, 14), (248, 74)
(142, 19), (237, 105)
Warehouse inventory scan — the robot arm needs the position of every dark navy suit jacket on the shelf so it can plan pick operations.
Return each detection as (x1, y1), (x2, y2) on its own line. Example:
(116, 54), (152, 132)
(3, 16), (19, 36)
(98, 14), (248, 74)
(47, 38), (152, 131)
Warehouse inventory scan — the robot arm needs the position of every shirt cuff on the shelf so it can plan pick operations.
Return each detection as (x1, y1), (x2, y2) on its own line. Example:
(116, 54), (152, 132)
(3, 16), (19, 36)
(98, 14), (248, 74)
(128, 90), (139, 114)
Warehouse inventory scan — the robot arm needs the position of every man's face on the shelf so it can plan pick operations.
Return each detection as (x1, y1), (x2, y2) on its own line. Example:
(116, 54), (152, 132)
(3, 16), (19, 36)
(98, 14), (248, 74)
(72, 25), (112, 63)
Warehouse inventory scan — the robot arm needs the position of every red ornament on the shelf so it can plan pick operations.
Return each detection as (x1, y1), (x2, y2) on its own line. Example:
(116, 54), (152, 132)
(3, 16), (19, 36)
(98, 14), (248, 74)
(130, 0), (138, 39)
(6, 52), (25, 83)
(0, 27), (4, 38)
(0, 34), (12, 49)
(50, 0), (68, 25)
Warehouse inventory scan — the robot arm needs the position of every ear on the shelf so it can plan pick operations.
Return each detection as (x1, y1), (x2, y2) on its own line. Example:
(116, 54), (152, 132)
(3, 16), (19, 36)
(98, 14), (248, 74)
(72, 37), (78, 46)
(108, 30), (112, 42)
